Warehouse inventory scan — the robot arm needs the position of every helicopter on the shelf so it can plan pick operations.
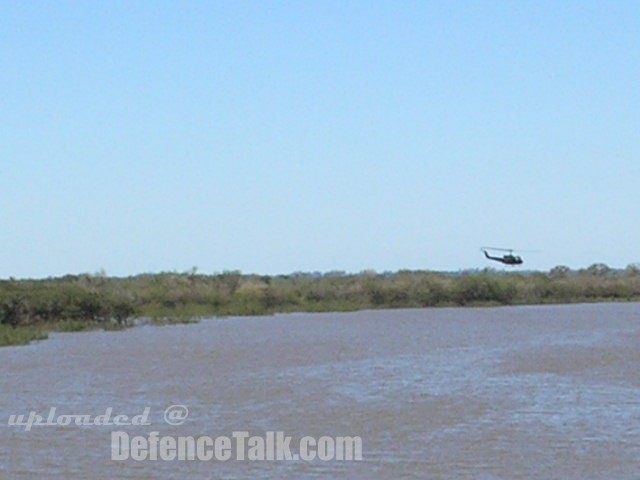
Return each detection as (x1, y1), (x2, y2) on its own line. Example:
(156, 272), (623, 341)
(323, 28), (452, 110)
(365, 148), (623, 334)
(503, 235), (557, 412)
(481, 247), (524, 266)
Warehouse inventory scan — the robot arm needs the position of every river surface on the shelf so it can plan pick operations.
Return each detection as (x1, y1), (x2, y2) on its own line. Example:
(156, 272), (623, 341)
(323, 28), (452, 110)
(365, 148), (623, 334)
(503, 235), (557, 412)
(2, 303), (640, 479)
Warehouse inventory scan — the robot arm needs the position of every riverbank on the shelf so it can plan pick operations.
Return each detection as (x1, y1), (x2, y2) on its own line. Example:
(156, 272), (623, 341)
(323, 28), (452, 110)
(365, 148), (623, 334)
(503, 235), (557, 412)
(1, 264), (639, 346)
(0, 317), (199, 347)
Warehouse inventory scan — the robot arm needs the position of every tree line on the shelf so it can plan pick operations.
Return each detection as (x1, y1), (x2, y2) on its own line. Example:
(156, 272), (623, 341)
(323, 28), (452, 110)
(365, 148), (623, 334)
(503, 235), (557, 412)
(1, 264), (640, 345)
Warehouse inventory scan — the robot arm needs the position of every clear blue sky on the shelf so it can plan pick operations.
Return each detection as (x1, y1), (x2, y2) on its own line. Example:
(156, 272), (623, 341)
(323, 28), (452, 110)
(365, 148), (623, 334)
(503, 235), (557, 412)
(1, 1), (638, 278)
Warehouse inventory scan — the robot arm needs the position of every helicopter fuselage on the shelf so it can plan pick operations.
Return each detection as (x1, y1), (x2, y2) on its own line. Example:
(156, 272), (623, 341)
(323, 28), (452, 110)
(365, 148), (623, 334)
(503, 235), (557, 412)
(483, 250), (523, 265)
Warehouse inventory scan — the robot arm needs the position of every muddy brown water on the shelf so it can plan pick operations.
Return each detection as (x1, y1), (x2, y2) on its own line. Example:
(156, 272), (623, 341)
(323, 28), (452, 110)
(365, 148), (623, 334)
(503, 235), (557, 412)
(2, 303), (639, 479)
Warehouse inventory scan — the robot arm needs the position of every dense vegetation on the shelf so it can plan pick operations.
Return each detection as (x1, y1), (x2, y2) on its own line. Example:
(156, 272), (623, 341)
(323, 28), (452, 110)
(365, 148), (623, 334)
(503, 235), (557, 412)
(2, 263), (640, 346)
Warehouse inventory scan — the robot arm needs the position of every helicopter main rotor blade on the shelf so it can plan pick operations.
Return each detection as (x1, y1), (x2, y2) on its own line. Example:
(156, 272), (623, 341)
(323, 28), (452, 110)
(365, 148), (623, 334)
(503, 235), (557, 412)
(481, 246), (514, 252)
(481, 246), (541, 253)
